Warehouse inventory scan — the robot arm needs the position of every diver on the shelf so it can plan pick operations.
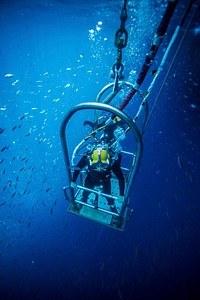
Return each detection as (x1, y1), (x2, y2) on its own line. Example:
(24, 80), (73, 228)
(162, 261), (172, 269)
(71, 140), (125, 213)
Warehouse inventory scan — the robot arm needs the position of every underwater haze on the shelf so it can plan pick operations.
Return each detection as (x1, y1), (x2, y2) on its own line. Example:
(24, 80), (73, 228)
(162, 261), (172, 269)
(0, 0), (200, 299)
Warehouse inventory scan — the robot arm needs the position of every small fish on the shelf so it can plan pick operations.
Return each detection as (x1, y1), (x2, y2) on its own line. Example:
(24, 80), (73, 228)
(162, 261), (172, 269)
(1, 146), (7, 152)
(100, 262), (104, 271)
(0, 158), (4, 164)
(23, 188), (28, 195)
(16, 90), (21, 95)
(0, 128), (5, 134)
(25, 133), (31, 137)
(7, 180), (12, 187)
(5, 73), (14, 78)
(12, 79), (19, 86)
(177, 155), (183, 169)
(50, 207), (53, 215)
(188, 170), (194, 183)
(0, 202), (6, 206)
(117, 288), (123, 300)
(46, 187), (52, 193)
(12, 125), (17, 131)
(12, 192), (16, 198)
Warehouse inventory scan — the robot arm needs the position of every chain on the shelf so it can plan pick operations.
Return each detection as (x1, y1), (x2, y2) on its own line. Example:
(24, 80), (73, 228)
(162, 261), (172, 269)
(111, 0), (128, 83)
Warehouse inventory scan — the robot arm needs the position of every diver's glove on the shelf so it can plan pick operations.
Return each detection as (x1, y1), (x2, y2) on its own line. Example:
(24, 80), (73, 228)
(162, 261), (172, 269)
(118, 195), (124, 203)
(70, 181), (77, 188)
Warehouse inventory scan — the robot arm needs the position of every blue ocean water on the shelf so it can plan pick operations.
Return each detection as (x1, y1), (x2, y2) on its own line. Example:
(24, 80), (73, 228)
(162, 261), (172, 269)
(0, 1), (200, 299)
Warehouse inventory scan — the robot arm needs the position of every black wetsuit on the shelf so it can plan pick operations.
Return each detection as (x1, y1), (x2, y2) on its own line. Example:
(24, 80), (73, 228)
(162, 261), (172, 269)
(72, 153), (124, 205)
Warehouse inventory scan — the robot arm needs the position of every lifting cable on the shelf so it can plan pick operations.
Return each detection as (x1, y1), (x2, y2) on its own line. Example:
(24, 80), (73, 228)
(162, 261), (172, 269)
(132, 0), (198, 133)
(146, 0), (197, 96)
(117, 0), (178, 113)
(144, 0), (200, 132)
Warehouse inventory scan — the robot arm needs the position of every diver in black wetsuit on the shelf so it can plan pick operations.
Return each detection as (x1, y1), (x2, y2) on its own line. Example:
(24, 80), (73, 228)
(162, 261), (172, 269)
(71, 143), (125, 212)
(71, 117), (126, 211)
